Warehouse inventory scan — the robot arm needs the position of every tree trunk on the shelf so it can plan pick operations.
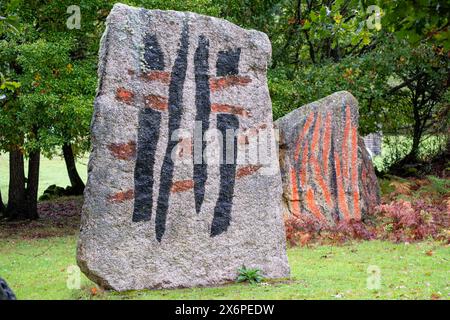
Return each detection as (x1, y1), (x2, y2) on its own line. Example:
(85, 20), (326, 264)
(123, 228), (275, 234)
(25, 150), (40, 220)
(62, 143), (85, 195)
(0, 188), (5, 214)
(0, 158), (4, 214)
(405, 102), (423, 163)
(6, 147), (26, 219)
(408, 129), (421, 162)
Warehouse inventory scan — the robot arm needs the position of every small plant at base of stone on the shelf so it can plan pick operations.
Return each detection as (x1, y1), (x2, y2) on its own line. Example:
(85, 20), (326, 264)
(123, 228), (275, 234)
(236, 266), (264, 284)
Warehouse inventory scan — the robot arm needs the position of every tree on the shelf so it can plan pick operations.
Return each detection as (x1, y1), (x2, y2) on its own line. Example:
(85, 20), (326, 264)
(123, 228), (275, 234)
(0, 0), (98, 218)
(0, 9), (21, 213)
(383, 41), (449, 163)
(222, 0), (449, 172)
(0, 0), (224, 219)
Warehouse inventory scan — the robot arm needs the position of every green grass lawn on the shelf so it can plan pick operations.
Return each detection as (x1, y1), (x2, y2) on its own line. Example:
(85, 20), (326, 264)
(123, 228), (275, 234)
(0, 236), (448, 300)
(0, 152), (448, 300)
(0, 153), (88, 202)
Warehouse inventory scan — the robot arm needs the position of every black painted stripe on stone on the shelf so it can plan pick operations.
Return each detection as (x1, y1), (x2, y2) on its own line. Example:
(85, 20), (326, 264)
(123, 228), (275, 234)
(143, 33), (165, 70)
(132, 32), (166, 223)
(216, 48), (241, 76)
(292, 116), (306, 182)
(132, 108), (162, 222)
(155, 22), (190, 242)
(193, 35), (211, 214)
(211, 114), (239, 237)
(329, 138), (340, 223)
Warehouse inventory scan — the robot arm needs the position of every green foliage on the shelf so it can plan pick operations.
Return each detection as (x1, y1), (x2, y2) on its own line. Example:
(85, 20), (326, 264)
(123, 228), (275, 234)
(222, 0), (449, 154)
(426, 176), (450, 195)
(236, 265), (264, 284)
(0, 0), (448, 170)
(382, 0), (449, 49)
(0, 0), (223, 158)
(0, 71), (20, 91)
(0, 4), (20, 102)
(372, 135), (448, 173)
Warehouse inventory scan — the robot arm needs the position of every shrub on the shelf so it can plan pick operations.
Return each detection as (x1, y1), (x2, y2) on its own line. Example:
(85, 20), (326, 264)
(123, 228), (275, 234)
(374, 200), (449, 243)
(284, 196), (449, 246)
(284, 215), (374, 246)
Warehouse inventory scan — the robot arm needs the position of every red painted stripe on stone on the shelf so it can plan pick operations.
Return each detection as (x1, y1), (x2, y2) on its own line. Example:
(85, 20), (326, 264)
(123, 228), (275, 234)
(236, 165), (262, 179)
(211, 103), (251, 117)
(334, 152), (350, 220)
(237, 123), (269, 145)
(141, 70), (171, 84)
(144, 94), (168, 111)
(290, 168), (301, 217)
(107, 141), (136, 160)
(209, 75), (252, 92)
(170, 165), (262, 194)
(171, 180), (194, 193)
(108, 189), (134, 203)
(116, 87), (134, 104)
(294, 112), (315, 162)
(237, 135), (250, 145)
(351, 126), (361, 219)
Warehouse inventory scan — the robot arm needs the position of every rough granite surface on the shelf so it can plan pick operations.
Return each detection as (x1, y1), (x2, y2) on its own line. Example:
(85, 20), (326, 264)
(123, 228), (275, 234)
(77, 3), (289, 291)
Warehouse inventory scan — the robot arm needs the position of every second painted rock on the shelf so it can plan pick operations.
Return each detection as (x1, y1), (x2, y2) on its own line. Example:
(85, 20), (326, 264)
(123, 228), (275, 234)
(275, 91), (380, 224)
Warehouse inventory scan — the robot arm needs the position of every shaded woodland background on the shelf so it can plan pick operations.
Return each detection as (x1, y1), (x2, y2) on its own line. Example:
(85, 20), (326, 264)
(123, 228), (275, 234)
(0, 0), (449, 220)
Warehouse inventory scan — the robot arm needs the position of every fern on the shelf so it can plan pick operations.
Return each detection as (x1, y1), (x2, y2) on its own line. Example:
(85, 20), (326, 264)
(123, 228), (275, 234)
(427, 176), (450, 195)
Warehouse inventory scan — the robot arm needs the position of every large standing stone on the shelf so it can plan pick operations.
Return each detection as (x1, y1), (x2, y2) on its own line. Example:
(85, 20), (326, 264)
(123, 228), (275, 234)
(275, 91), (380, 224)
(77, 3), (289, 291)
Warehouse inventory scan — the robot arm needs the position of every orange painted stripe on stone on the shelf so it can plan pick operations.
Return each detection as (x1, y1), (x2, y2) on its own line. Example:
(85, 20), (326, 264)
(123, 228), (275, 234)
(341, 105), (351, 181)
(141, 70), (170, 84)
(300, 143), (309, 187)
(351, 126), (361, 219)
(116, 87), (134, 104)
(108, 189), (134, 203)
(171, 179), (194, 193)
(107, 141), (136, 160)
(311, 155), (333, 207)
(290, 168), (301, 217)
(308, 113), (333, 207)
(294, 112), (315, 162)
(236, 165), (262, 179)
(334, 152), (350, 220)
(322, 112), (332, 174)
(210, 75), (252, 92)
(144, 94), (168, 111)
(305, 188), (324, 221)
(211, 103), (250, 117)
